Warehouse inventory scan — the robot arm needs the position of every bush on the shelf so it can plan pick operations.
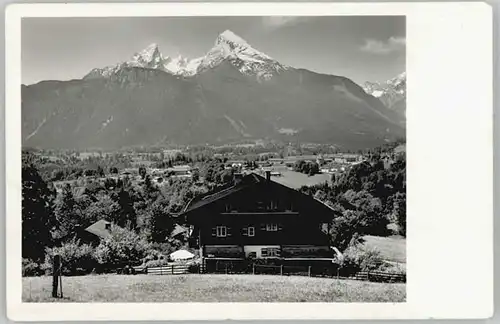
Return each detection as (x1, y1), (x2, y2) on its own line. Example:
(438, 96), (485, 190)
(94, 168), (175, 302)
(377, 261), (406, 275)
(22, 258), (43, 277)
(143, 259), (169, 268)
(42, 239), (97, 276)
(188, 262), (201, 273)
(339, 244), (384, 276)
(94, 225), (150, 267)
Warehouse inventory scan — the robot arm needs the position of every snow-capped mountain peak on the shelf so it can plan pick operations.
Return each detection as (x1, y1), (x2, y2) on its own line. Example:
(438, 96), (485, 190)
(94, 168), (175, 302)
(363, 72), (406, 117)
(128, 43), (164, 69)
(216, 30), (249, 47)
(84, 30), (288, 80)
(364, 72), (406, 97)
(197, 29), (288, 79)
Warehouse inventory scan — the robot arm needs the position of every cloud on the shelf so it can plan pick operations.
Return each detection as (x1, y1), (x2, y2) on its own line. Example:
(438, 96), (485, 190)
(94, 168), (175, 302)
(360, 37), (406, 55)
(261, 17), (309, 30)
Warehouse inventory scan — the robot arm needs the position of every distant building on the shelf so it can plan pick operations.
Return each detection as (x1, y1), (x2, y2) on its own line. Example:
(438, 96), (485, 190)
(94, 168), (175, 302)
(268, 158), (285, 165)
(166, 165), (192, 178)
(56, 220), (121, 247)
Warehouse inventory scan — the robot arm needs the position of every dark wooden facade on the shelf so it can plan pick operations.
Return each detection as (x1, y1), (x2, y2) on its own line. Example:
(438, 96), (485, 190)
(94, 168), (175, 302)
(182, 172), (337, 261)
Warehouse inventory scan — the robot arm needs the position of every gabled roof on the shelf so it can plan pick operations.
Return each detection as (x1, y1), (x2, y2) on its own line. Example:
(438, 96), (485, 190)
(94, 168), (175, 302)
(171, 224), (189, 237)
(180, 172), (337, 218)
(182, 173), (264, 214)
(84, 220), (114, 239)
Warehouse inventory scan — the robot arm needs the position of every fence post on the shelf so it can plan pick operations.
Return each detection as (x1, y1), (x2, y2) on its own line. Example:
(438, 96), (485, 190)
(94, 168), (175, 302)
(280, 265), (283, 276)
(172, 264), (174, 274)
(225, 264), (228, 275)
(308, 266), (311, 277)
(52, 254), (60, 298)
(59, 268), (63, 298)
(252, 264), (255, 275)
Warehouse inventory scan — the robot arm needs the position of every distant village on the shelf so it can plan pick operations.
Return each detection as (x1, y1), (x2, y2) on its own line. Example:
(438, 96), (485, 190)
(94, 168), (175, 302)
(49, 149), (370, 194)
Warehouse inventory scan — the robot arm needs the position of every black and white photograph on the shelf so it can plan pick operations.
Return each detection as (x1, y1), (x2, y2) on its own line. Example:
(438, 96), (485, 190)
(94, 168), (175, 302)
(20, 14), (407, 303)
(5, 2), (493, 321)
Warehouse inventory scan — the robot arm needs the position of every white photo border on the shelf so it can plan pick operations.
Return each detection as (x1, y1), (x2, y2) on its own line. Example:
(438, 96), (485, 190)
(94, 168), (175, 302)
(5, 2), (493, 321)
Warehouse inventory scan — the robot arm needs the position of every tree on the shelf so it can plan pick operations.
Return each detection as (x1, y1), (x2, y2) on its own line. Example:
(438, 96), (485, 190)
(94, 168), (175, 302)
(342, 190), (388, 236)
(97, 165), (105, 177)
(330, 173), (336, 183)
(54, 184), (80, 237)
(191, 169), (200, 182)
(308, 162), (319, 176)
(94, 225), (151, 265)
(143, 175), (160, 202)
(117, 187), (137, 230)
(329, 209), (362, 252)
(138, 166), (147, 179)
(149, 199), (175, 243)
(393, 192), (406, 236)
(84, 193), (121, 226)
(22, 163), (56, 262)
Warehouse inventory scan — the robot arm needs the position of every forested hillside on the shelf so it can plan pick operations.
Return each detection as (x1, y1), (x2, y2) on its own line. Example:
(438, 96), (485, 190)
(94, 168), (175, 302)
(298, 148), (406, 251)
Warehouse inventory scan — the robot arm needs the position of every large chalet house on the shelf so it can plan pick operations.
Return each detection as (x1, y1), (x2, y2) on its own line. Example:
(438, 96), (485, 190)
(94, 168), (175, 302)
(180, 171), (339, 269)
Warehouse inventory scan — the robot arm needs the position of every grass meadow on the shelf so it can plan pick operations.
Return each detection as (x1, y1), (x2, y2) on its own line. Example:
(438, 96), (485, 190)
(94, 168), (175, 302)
(23, 274), (406, 303)
(362, 235), (406, 263)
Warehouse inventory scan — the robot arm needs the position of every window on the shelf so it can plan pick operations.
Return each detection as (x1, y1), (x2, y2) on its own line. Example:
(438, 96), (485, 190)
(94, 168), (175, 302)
(268, 200), (278, 210)
(261, 247), (280, 257)
(248, 226), (255, 237)
(216, 226), (227, 237)
(266, 223), (278, 231)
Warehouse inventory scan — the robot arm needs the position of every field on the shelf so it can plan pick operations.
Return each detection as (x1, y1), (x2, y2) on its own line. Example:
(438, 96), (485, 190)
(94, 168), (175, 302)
(23, 274), (405, 303)
(362, 235), (406, 263)
(271, 170), (332, 189)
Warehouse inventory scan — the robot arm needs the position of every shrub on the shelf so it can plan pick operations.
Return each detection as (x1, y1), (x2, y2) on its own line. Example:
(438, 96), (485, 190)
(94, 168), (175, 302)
(339, 244), (384, 276)
(22, 258), (43, 277)
(188, 261), (201, 273)
(143, 259), (169, 268)
(377, 261), (406, 275)
(94, 225), (150, 267)
(42, 239), (97, 276)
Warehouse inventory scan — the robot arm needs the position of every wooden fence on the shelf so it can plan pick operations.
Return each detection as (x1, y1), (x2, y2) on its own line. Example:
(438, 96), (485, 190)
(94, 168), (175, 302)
(143, 264), (205, 275)
(215, 263), (406, 283)
(141, 262), (405, 283)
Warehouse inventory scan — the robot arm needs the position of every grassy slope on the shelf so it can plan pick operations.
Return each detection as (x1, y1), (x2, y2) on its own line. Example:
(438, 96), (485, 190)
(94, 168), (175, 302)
(23, 274), (405, 303)
(362, 235), (406, 263)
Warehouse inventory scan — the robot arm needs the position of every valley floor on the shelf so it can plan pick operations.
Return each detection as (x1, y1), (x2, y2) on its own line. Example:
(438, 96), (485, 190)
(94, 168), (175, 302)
(271, 170), (332, 189)
(23, 274), (406, 303)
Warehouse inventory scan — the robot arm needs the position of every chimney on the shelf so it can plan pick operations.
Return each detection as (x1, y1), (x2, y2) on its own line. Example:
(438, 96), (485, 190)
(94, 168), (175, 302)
(233, 173), (243, 185)
(265, 170), (271, 181)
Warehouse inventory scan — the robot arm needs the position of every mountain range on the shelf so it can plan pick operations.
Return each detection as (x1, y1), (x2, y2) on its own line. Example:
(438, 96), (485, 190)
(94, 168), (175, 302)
(22, 30), (406, 150)
(363, 72), (406, 120)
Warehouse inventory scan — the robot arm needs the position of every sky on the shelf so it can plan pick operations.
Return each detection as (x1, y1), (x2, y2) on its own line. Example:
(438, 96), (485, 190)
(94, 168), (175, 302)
(22, 16), (405, 86)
